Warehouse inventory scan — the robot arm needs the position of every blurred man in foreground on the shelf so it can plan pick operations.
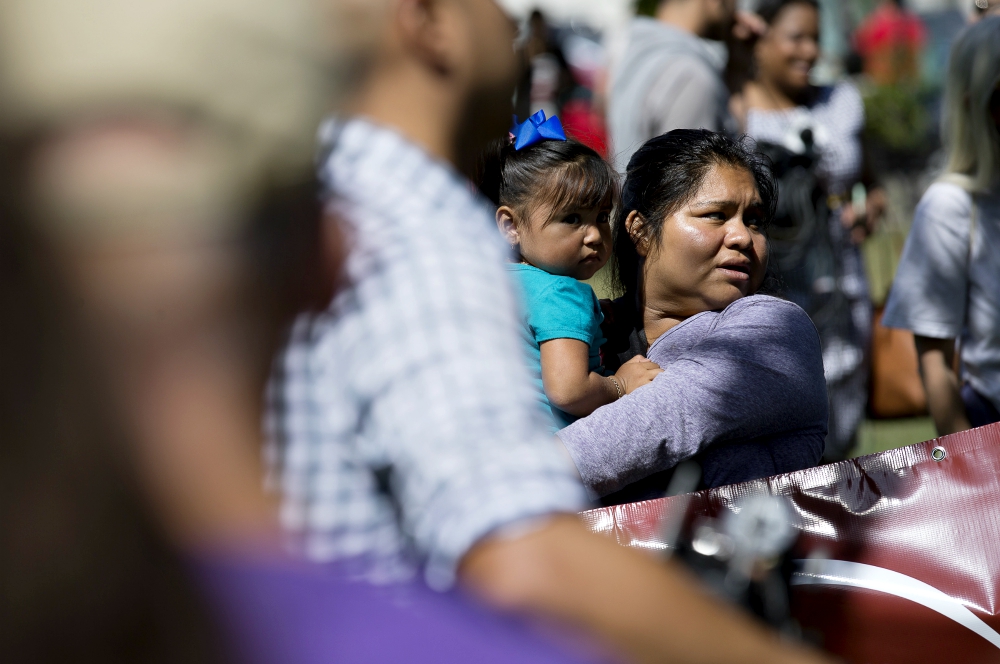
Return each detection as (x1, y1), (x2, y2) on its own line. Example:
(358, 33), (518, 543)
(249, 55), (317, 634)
(0, 0), (611, 662)
(266, 1), (831, 662)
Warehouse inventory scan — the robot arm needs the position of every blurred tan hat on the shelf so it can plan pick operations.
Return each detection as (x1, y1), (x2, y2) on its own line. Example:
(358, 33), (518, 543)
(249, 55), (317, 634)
(0, 0), (354, 238)
(0, 0), (345, 171)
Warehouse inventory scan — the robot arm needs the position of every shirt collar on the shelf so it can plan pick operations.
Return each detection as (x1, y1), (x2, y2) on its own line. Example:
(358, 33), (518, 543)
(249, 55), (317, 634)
(319, 116), (470, 205)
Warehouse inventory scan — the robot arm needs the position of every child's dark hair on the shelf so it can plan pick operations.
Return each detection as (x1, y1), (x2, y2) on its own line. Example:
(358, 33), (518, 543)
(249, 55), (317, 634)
(475, 137), (617, 222)
(613, 129), (777, 307)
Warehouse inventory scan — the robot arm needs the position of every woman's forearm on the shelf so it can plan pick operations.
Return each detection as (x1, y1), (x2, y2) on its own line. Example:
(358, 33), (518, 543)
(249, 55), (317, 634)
(914, 336), (971, 435)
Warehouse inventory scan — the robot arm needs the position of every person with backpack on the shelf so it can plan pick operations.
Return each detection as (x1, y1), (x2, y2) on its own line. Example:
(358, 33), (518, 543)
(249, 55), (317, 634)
(731, 0), (885, 460)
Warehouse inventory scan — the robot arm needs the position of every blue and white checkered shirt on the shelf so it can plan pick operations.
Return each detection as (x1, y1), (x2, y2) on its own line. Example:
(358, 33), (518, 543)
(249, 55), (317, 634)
(264, 118), (588, 589)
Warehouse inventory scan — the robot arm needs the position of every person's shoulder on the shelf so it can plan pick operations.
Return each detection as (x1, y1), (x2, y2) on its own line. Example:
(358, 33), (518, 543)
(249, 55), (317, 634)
(720, 297), (823, 362)
(509, 263), (567, 286)
(828, 80), (862, 104)
(724, 293), (801, 313)
(647, 54), (721, 114)
(921, 180), (973, 210)
(629, 19), (713, 68)
(642, 49), (715, 86)
(517, 269), (600, 338)
(545, 273), (598, 304)
(816, 82), (864, 121)
(511, 265), (593, 299)
(629, 16), (692, 44)
(507, 263), (545, 294)
(677, 55), (719, 81)
(721, 295), (817, 332)
(506, 262), (533, 276)
(915, 181), (974, 227)
(628, 16), (661, 36)
(329, 117), (489, 224)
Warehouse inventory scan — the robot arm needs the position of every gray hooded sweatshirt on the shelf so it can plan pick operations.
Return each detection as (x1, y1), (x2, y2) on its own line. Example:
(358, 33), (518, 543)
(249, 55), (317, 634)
(608, 17), (731, 173)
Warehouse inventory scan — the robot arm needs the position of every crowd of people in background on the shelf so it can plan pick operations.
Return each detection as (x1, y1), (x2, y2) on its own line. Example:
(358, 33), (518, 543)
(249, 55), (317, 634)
(537, 0), (1000, 456)
(3, 0), (1000, 662)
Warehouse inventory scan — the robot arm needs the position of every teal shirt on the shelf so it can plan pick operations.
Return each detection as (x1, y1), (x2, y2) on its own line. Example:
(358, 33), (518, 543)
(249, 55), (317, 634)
(507, 264), (605, 430)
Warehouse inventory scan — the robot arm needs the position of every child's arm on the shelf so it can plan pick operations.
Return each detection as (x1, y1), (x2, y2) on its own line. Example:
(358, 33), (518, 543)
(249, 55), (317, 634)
(540, 339), (662, 417)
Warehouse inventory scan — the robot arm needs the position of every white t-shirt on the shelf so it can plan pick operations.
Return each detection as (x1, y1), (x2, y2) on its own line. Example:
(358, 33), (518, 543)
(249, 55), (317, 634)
(883, 181), (1000, 411)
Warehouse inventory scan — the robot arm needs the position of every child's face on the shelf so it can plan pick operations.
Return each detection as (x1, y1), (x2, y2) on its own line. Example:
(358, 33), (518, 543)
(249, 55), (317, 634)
(513, 202), (612, 280)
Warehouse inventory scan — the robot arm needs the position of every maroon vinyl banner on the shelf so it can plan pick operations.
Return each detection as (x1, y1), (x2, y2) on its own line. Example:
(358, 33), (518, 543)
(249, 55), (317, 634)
(581, 423), (1000, 663)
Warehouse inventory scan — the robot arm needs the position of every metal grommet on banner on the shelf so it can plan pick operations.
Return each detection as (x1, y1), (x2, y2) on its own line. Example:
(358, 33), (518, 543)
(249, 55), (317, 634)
(932, 446), (947, 461)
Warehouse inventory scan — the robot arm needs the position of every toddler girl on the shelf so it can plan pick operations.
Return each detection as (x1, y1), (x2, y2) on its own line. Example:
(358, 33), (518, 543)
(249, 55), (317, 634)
(477, 112), (662, 430)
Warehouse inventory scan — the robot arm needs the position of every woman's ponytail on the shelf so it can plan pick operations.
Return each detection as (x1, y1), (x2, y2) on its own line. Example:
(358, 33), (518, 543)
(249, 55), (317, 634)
(474, 138), (514, 207)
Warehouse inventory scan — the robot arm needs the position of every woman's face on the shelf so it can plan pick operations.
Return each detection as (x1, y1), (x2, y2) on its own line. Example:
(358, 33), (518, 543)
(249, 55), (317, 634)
(754, 3), (820, 95)
(635, 164), (768, 318)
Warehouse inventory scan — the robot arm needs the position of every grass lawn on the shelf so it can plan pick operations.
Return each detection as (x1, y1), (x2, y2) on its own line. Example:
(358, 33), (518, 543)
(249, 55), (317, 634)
(852, 417), (938, 458)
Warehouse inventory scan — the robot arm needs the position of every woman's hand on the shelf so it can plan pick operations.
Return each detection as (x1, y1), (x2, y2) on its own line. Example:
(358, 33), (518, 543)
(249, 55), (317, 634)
(732, 10), (767, 41)
(866, 186), (887, 227)
(614, 354), (663, 395)
(841, 186), (886, 245)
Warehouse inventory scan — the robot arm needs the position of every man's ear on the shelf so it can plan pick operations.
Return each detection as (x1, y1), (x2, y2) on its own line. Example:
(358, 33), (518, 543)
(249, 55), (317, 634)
(496, 206), (520, 247)
(395, 0), (453, 75)
(624, 210), (650, 257)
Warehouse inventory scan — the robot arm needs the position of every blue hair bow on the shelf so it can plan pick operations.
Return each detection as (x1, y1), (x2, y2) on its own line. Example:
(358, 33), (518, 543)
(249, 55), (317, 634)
(510, 110), (567, 150)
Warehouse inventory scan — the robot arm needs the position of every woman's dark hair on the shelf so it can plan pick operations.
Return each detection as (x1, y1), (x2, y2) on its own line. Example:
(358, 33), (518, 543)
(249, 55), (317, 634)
(755, 0), (819, 25)
(475, 137), (617, 220)
(613, 129), (777, 311)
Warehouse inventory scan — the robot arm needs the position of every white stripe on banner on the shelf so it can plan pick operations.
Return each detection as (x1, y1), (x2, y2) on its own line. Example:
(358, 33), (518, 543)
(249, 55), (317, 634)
(791, 559), (1000, 651)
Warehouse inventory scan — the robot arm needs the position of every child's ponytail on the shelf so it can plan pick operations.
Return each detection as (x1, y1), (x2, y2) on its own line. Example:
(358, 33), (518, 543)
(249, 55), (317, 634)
(474, 133), (617, 221)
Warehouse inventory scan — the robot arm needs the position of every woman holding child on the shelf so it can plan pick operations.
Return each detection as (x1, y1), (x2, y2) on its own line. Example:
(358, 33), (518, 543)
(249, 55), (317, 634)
(481, 118), (828, 503)
(479, 112), (662, 430)
(573, 128), (827, 502)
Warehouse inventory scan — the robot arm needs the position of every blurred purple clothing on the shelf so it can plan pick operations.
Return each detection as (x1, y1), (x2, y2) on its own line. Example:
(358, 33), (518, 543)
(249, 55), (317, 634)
(196, 556), (606, 664)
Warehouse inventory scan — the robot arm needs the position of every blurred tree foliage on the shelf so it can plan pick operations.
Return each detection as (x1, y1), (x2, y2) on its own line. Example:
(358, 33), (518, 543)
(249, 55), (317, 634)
(636, 0), (658, 17)
(862, 84), (931, 154)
